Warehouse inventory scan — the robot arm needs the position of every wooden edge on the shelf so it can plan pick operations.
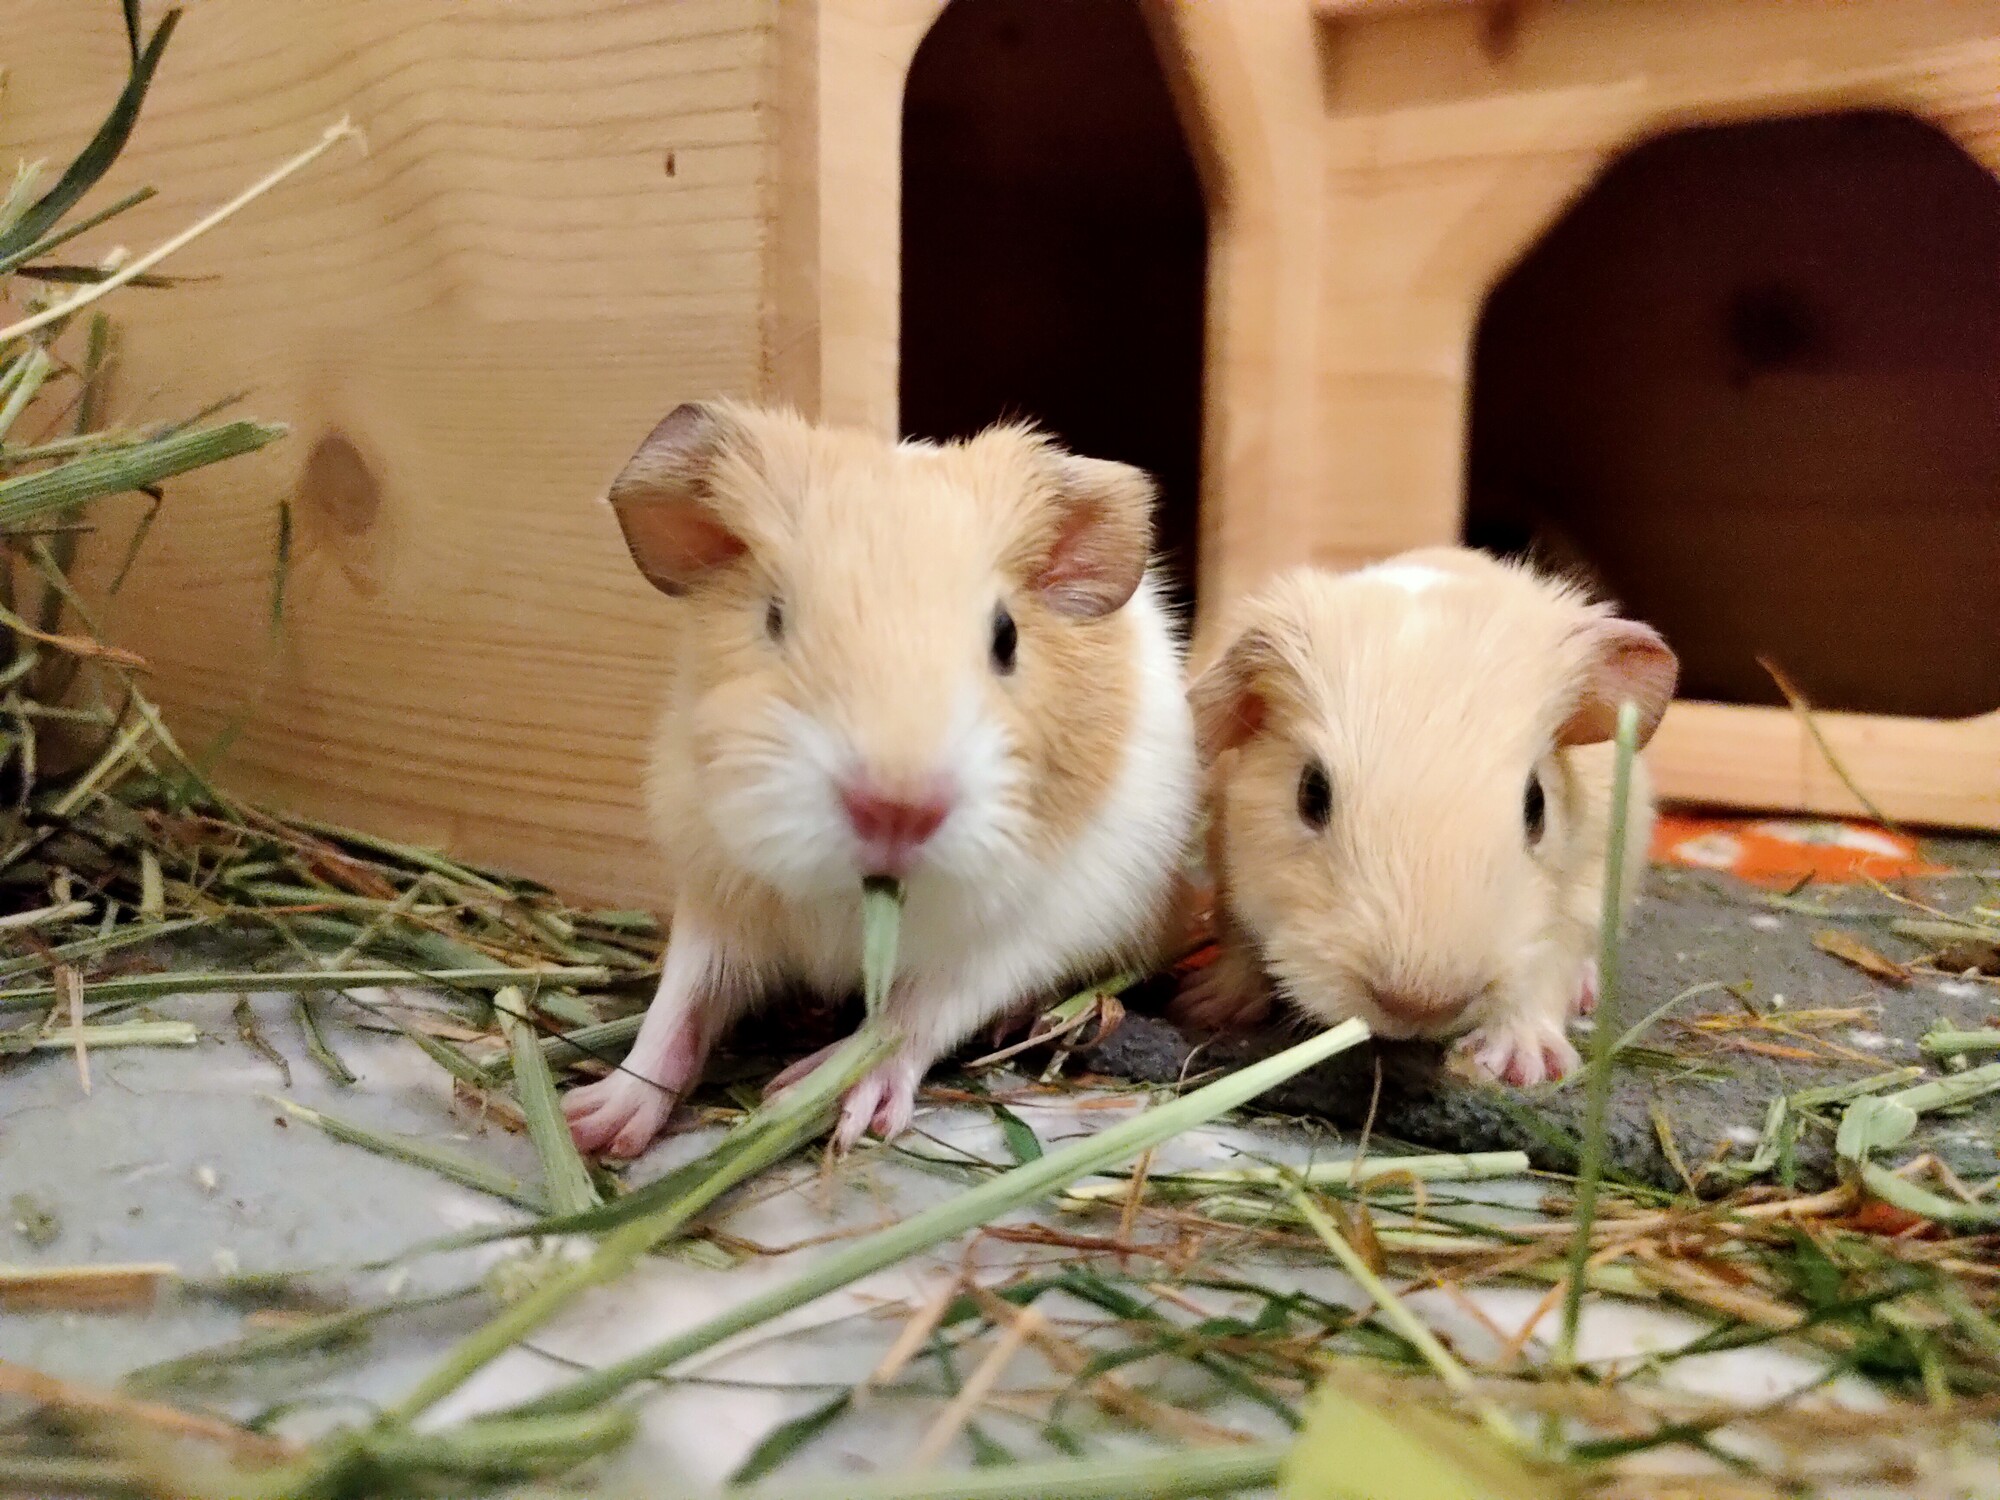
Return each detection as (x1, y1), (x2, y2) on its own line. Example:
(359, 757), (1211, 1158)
(808, 0), (950, 434)
(1650, 702), (2000, 833)
(763, 0), (823, 415)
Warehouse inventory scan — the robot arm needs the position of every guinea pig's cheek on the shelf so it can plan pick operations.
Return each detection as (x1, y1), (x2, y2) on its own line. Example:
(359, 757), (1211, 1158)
(695, 698), (851, 890)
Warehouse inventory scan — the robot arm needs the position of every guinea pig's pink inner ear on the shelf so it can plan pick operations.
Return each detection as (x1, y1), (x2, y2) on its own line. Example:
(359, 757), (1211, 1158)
(1189, 630), (1276, 760)
(605, 400), (752, 596)
(607, 493), (746, 597)
(1029, 456), (1154, 618)
(1197, 685), (1266, 760)
(1556, 617), (1681, 749)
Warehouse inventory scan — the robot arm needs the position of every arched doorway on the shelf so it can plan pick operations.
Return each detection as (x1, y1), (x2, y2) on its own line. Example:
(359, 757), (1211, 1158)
(1466, 111), (2000, 719)
(900, 0), (1208, 607)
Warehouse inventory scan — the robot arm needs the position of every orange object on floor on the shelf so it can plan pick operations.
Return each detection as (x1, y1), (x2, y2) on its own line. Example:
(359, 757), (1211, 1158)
(1650, 813), (1947, 888)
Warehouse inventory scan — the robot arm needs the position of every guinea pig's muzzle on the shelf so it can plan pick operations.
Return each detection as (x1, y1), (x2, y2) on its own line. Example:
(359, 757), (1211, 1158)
(1365, 982), (1481, 1038)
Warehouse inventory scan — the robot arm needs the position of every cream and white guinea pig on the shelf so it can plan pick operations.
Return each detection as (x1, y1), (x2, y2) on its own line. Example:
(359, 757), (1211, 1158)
(1175, 547), (1678, 1087)
(563, 400), (1199, 1157)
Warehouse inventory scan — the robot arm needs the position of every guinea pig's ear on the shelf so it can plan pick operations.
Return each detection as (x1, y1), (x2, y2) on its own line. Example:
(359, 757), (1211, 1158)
(1031, 456), (1155, 618)
(1188, 627), (1280, 762)
(1558, 617), (1680, 749)
(606, 401), (751, 596)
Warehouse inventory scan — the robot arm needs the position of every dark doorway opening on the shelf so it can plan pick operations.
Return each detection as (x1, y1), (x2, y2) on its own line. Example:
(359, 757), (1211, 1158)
(1465, 110), (2000, 718)
(901, 0), (1208, 607)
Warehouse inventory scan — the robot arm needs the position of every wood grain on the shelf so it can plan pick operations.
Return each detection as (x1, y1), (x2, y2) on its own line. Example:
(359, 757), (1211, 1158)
(6, 0), (785, 905)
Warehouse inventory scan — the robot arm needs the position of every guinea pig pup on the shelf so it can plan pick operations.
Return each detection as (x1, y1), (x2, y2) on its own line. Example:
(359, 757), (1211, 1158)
(564, 401), (1199, 1156)
(1177, 547), (1677, 1086)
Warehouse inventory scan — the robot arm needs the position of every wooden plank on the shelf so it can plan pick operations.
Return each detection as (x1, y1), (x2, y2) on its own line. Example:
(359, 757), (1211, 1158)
(1143, 0), (1335, 611)
(6, 0), (782, 904)
(1652, 705), (2000, 832)
(93, 312), (761, 906)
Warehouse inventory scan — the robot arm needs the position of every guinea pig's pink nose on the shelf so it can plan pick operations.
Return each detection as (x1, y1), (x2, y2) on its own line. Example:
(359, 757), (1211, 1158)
(840, 779), (954, 876)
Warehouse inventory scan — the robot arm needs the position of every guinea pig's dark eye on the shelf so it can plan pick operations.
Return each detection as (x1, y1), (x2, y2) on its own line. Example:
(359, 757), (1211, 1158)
(990, 604), (1018, 676)
(1524, 771), (1547, 845)
(1296, 759), (1332, 832)
(764, 598), (785, 642)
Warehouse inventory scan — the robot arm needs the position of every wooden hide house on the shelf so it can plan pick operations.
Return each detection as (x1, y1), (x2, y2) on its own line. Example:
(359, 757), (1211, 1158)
(5, 0), (1995, 905)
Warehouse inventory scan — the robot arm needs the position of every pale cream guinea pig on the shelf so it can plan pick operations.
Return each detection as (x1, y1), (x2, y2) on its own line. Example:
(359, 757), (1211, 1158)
(1177, 547), (1678, 1086)
(564, 400), (1199, 1156)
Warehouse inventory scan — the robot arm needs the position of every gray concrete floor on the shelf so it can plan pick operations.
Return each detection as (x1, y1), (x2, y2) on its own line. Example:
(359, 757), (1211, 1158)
(3, 845), (1997, 1494)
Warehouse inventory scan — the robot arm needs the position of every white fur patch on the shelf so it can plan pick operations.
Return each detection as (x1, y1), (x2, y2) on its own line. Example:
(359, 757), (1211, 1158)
(706, 704), (855, 894)
(712, 686), (1026, 901)
(1360, 562), (1451, 596)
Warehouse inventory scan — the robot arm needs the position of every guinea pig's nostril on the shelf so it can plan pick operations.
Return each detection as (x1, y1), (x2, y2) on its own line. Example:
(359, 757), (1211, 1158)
(839, 779), (954, 862)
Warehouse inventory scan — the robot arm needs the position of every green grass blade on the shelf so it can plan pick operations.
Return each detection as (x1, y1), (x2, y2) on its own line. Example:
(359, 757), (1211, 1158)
(0, 186), (155, 279)
(507, 1018), (1371, 1417)
(295, 994), (358, 1085)
(728, 1393), (855, 1485)
(383, 1019), (901, 1423)
(501, 987), (600, 1214)
(1856, 1161), (2000, 1229)
(991, 1102), (1044, 1164)
(1558, 698), (1641, 1367)
(0, 420), (287, 532)
(863, 876), (902, 1016)
(0, 9), (179, 265)
(125, 1286), (479, 1393)
(0, 1019), (195, 1054)
(0, 347), (54, 442)
(271, 1097), (547, 1210)
(482, 1013), (642, 1081)
(1920, 1029), (2000, 1060)
(1065, 1149), (1529, 1200)
(358, 1408), (638, 1478)
(1285, 1185), (1517, 1448)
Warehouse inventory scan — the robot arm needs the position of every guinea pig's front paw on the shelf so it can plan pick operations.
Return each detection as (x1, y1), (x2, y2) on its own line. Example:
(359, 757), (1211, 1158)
(1168, 946), (1273, 1033)
(832, 1055), (927, 1151)
(563, 1073), (677, 1159)
(984, 995), (1047, 1050)
(1448, 1017), (1580, 1089)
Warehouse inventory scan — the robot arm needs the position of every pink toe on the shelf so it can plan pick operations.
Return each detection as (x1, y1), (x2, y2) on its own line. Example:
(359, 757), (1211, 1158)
(872, 1086), (915, 1142)
(568, 1110), (615, 1154)
(834, 1082), (881, 1152)
(1512, 1048), (1544, 1096)
(607, 1110), (663, 1159)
